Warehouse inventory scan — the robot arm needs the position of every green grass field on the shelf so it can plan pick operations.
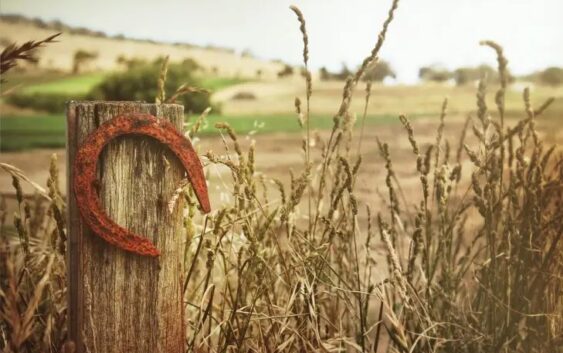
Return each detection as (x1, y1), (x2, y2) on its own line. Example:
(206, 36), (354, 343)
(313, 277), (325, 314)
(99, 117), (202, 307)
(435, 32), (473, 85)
(200, 77), (246, 91)
(2, 95), (561, 152)
(21, 72), (108, 95)
(0, 113), (418, 151)
(0, 115), (66, 151)
(2, 71), (561, 152)
(8, 72), (244, 96)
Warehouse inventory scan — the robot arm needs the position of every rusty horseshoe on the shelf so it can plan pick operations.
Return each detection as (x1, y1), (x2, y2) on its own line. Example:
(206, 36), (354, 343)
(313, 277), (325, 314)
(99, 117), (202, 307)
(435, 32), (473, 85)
(74, 113), (211, 257)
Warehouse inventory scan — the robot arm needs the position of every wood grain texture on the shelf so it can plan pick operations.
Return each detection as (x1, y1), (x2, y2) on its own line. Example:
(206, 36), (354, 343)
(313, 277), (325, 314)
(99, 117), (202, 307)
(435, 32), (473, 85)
(66, 102), (186, 353)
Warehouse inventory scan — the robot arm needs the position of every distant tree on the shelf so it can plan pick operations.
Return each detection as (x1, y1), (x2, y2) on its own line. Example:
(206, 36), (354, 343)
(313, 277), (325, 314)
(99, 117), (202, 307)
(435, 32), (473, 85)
(72, 49), (97, 73)
(277, 64), (294, 78)
(453, 64), (515, 86)
(51, 20), (65, 31)
(319, 67), (330, 81)
(539, 67), (563, 86)
(115, 55), (146, 69)
(89, 61), (214, 114)
(453, 67), (473, 86)
(419, 65), (452, 83)
(29, 18), (49, 29)
(256, 69), (263, 79)
(335, 63), (351, 80)
(317, 64), (353, 81)
(241, 48), (253, 57)
(362, 60), (395, 82)
(453, 64), (496, 85)
(181, 57), (200, 72)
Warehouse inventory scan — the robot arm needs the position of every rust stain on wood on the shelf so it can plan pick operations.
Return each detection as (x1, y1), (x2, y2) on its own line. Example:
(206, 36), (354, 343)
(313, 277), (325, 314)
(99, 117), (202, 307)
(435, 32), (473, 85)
(73, 112), (210, 257)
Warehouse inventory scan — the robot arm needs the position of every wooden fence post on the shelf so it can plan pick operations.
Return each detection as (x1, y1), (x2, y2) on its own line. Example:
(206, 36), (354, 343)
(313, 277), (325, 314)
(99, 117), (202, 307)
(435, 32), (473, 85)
(66, 102), (186, 353)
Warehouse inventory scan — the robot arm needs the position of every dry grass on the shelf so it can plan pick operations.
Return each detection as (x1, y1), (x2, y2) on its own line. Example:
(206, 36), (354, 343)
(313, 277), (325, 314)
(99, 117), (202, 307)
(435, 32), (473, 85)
(0, 32), (60, 83)
(1, 1), (562, 352)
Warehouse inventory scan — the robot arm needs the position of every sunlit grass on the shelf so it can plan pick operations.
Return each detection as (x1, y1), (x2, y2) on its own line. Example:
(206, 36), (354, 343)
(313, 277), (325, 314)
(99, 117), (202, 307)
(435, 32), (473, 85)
(0, 113), (426, 151)
(20, 72), (108, 95)
(200, 76), (246, 91)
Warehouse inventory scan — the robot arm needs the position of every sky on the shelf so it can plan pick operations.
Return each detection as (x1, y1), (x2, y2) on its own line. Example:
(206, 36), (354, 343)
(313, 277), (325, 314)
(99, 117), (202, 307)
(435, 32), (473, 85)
(2, 0), (562, 83)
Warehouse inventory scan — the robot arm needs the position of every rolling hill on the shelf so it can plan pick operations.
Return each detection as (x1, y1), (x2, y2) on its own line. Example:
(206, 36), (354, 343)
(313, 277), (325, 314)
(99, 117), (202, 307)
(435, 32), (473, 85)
(0, 14), (286, 79)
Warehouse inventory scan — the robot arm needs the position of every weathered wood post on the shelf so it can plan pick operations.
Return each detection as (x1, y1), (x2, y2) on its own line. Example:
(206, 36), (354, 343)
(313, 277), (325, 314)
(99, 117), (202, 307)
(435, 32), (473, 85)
(66, 102), (192, 353)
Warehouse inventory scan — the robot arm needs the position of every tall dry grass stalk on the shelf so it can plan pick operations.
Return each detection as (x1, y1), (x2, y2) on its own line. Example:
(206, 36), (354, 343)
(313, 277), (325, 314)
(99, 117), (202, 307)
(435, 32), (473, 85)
(0, 33), (60, 81)
(1, 155), (67, 353)
(1, 1), (561, 352)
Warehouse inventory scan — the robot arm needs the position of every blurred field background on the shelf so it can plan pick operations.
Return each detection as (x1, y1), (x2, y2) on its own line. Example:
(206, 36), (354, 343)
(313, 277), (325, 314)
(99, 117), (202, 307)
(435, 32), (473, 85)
(1, 15), (562, 198)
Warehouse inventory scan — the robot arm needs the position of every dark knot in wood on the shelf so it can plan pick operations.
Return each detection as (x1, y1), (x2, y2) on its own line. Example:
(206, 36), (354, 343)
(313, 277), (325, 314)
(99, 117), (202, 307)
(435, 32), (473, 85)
(74, 113), (211, 257)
